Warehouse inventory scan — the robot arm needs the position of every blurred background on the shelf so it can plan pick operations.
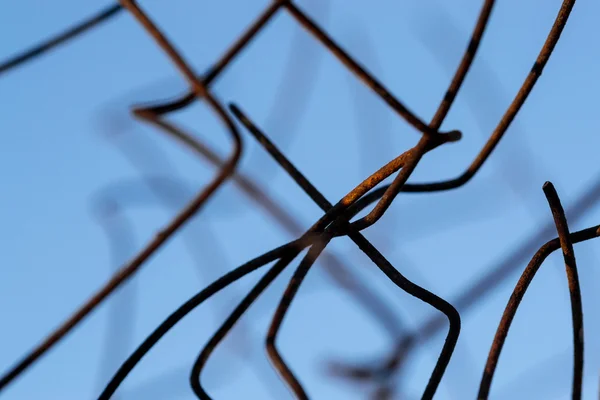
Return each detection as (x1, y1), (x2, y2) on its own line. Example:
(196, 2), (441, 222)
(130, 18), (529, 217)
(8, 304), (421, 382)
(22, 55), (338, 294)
(1, 0), (600, 398)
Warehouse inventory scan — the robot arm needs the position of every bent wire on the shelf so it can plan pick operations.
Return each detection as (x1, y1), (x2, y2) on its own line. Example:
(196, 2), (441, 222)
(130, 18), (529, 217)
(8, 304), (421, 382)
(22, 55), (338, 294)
(226, 105), (460, 399)
(477, 182), (587, 400)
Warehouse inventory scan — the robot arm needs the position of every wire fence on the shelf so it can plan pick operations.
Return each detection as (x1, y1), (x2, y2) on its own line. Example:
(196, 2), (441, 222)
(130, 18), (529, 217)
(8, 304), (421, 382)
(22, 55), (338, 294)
(0, 0), (596, 399)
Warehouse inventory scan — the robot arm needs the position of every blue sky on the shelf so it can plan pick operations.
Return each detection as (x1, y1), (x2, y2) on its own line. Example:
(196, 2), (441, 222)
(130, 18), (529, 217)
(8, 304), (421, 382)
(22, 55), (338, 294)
(1, 0), (600, 399)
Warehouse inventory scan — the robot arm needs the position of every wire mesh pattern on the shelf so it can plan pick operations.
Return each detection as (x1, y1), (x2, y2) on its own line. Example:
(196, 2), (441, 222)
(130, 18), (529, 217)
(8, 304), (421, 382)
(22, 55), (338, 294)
(0, 0), (595, 399)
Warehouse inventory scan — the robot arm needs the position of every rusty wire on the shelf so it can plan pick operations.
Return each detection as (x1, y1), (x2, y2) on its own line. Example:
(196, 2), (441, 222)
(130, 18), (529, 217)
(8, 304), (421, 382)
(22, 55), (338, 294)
(327, 0), (580, 394)
(477, 181), (589, 400)
(0, 0), (592, 399)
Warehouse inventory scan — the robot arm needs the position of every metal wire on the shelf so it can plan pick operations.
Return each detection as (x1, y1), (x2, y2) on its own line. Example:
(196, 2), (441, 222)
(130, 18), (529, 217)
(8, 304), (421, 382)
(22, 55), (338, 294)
(0, 0), (592, 399)
(478, 182), (589, 400)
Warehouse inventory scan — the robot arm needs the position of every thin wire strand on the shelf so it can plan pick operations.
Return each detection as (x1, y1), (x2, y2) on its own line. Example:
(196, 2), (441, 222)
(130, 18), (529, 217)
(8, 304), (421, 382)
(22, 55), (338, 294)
(478, 182), (590, 399)
(0, 4), (123, 76)
(264, 237), (332, 400)
(282, 1), (461, 139)
(131, 1), (283, 116)
(401, 0), (577, 193)
(543, 182), (584, 400)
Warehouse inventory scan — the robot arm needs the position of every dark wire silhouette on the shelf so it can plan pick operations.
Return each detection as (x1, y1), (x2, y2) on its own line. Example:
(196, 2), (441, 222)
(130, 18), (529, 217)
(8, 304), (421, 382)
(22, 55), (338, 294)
(0, 4), (124, 75)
